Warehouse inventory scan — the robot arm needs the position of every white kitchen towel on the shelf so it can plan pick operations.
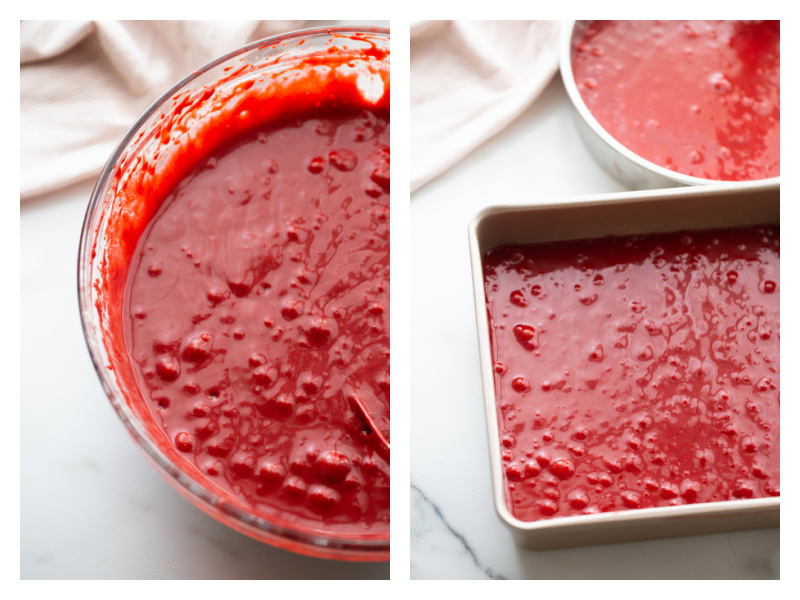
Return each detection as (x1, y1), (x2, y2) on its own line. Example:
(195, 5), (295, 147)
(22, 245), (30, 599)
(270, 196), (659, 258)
(19, 20), (310, 201)
(410, 20), (561, 193)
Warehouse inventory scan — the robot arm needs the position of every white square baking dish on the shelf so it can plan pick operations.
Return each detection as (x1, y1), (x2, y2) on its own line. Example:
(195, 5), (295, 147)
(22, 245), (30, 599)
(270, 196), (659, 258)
(468, 181), (779, 550)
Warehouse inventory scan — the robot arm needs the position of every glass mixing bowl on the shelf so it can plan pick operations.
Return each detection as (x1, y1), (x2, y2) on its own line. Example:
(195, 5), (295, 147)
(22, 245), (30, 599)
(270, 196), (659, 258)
(78, 26), (390, 561)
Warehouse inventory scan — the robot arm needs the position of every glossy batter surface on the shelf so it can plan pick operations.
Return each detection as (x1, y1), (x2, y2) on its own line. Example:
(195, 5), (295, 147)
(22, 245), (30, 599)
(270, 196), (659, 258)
(483, 226), (779, 522)
(125, 109), (389, 532)
(572, 21), (780, 181)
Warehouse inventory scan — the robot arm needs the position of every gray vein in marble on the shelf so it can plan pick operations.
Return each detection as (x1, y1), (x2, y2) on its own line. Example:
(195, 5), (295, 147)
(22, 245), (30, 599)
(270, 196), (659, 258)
(411, 484), (507, 580)
(725, 533), (745, 577)
(726, 530), (780, 579)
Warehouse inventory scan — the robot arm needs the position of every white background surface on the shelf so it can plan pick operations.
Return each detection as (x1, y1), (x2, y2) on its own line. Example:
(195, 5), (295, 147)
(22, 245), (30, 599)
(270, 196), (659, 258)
(409, 72), (780, 580)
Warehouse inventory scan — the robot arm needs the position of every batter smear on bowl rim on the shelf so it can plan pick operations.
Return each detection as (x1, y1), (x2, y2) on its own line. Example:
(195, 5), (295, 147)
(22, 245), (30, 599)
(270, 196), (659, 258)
(115, 33), (389, 541)
(483, 226), (779, 522)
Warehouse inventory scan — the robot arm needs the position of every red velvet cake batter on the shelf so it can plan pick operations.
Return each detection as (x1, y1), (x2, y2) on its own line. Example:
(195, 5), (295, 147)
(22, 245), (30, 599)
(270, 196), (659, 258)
(483, 225), (779, 521)
(106, 33), (390, 540)
(572, 21), (780, 181)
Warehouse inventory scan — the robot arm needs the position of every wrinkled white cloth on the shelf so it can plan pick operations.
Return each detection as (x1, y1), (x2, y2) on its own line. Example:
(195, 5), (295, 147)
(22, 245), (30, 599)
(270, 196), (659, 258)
(411, 20), (561, 193)
(20, 20), (316, 201)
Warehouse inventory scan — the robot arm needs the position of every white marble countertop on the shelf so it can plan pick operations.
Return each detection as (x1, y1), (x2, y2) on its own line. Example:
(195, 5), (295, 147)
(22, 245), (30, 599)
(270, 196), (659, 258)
(409, 73), (780, 580)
